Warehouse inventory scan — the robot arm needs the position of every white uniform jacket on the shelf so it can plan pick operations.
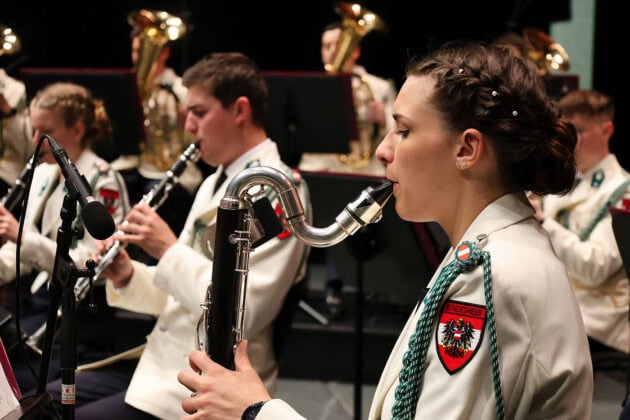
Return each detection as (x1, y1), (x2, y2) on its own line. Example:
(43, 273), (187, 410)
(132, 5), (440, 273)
(0, 149), (130, 283)
(0, 69), (33, 186)
(105, 140), (310, 419)
(258, 193), (593, 420)
(542, 153), (630, 352)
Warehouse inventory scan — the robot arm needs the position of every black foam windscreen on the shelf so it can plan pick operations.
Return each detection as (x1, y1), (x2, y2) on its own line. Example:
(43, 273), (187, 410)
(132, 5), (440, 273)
(81, 201), (116, 240)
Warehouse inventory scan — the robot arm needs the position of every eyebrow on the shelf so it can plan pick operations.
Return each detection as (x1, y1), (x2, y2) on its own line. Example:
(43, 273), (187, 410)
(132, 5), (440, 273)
(186, 104), (205, 112)
(392, 113), (409, 123)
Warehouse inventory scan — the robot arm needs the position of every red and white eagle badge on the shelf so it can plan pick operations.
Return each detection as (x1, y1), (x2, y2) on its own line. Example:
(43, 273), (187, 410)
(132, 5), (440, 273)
(436, 300), (486, 374)
(99, 188), (120, 215)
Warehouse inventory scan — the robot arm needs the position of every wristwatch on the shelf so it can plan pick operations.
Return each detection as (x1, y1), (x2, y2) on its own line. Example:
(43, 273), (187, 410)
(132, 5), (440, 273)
(242, 400), (267, 420)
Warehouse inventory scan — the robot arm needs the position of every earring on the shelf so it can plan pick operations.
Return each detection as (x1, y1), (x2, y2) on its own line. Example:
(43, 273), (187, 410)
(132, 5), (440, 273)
(456, 161), (467, 170)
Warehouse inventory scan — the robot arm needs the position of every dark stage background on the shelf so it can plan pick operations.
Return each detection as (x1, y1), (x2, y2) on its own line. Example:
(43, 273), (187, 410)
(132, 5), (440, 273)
(1, 0), (627, 168)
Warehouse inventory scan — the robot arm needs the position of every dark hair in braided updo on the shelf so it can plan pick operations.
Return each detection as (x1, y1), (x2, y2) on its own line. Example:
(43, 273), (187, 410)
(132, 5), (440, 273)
(406, 41), (577, 196)
(30, 82), (113, 149)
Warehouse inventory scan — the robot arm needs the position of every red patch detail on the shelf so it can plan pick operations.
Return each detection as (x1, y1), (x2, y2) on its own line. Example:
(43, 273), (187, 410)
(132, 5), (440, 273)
(99, 188), (120, 215)
(436, 300), (486, 374)
(274, 202), (291, 239)
(623, 199), (630, 211)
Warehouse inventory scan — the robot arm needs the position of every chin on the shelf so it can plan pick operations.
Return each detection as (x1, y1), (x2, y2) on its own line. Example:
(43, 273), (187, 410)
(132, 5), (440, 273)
(394, 200), (412, 221)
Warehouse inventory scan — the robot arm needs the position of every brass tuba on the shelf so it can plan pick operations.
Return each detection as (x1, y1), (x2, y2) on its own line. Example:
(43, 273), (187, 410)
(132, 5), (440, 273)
(0, 24), (21, 57)
(326, 2), (387, 169)
(128, 9), (189, 173)
(523, 27), (570, 76)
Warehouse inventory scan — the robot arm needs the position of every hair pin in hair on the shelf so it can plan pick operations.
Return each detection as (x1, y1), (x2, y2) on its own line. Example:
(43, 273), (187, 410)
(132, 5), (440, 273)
(512, 110), (518, 117)
(458, 68), (464, 74)
(491, 90), (499, 97)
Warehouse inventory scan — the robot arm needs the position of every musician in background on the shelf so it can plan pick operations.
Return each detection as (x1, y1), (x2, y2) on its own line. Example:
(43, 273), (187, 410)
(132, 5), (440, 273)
(112, 22), (209, 240)
(0, 68), (32, 202)
(300, 21), (398, 318)
(75, 52), (311, 419)
(0, 83), (154, 398)
(530, 89), (629, 356)
(298, 21), (397, 177)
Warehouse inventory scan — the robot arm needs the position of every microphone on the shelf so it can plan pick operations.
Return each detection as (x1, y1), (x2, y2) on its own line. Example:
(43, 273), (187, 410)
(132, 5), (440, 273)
(43, 135), (115, 240)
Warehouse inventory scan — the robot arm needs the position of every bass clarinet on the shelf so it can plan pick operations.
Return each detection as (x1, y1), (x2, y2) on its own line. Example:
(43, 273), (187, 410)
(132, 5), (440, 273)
(74, 141), (201, 302)
(197, 165), (393, 368)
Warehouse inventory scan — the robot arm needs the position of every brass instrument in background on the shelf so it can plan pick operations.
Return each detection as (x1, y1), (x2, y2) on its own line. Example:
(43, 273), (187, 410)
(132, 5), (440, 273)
(128, 9), (189, 172)
(326, 2), (388, 169)
(523, 27), (570, 76)
(0, 24), (21, 57)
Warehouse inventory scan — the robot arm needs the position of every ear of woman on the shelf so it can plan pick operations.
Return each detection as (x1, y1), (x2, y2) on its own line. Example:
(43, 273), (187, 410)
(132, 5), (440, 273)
(455, 128), (484, 170)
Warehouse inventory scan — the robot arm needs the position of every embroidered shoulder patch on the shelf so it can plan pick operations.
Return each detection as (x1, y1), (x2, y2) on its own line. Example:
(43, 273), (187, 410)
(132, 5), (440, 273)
(99, 188), (120, 215)
(436, 300), (486, 374)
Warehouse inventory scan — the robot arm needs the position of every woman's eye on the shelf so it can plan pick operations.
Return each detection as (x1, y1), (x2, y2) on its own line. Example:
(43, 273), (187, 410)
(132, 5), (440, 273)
(395, 129), (409, 138)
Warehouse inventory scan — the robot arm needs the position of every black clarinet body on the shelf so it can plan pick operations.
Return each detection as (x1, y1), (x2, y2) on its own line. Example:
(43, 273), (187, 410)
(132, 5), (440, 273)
(1, 155), (35, 214)
(74, 142), (200, 302)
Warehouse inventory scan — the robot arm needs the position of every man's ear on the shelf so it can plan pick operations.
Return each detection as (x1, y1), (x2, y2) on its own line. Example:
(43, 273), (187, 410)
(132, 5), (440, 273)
(233, 96), (251, 124)
(601, 120), (614, 140)
(454, 128), (483, 170)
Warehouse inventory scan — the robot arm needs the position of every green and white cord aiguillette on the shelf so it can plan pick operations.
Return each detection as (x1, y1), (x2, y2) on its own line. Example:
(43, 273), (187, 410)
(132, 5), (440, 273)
(391, 235), (504, 420)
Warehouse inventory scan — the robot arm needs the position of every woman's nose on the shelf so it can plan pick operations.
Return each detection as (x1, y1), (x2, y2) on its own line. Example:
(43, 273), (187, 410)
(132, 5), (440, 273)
(375, 133), (393, 164)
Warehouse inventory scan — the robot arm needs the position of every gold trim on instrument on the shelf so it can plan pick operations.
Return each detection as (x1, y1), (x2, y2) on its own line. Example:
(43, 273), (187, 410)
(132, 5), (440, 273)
(523, 27), (570, 75)
(0, 24), (21, 57)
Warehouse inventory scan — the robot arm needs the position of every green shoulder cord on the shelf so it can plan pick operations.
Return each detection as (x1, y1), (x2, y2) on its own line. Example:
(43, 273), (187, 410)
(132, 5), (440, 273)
(579, 179), (630, 241)
(392, 238), (504, 420)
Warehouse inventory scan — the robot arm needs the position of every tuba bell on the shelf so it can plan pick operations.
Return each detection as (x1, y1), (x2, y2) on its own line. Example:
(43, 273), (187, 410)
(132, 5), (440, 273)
(326, 2), (387, 169)
(523, 27), (570, 76)
(128, 9), (189, 173)
(0, 24), (21, 57)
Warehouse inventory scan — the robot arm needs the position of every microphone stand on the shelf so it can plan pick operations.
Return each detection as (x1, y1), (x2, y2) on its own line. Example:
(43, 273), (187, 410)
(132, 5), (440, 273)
(36, 193), (95, 420)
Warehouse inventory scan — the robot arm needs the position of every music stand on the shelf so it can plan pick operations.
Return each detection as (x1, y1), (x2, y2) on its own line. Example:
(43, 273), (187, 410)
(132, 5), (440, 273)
(263, 71), (357, 167)
(20, 67), (145, 161)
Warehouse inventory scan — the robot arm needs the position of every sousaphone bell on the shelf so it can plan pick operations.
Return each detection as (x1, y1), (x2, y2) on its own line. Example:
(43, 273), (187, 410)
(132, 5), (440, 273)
(523, 27), (570, 75)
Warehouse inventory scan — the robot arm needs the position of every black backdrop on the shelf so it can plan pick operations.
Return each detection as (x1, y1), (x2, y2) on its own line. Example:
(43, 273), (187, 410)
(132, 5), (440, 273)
(1, 0), (627, 168)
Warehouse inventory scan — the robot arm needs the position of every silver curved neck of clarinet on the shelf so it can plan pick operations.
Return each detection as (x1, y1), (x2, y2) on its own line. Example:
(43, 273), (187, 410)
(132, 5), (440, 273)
(221, 166), (393, 247)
